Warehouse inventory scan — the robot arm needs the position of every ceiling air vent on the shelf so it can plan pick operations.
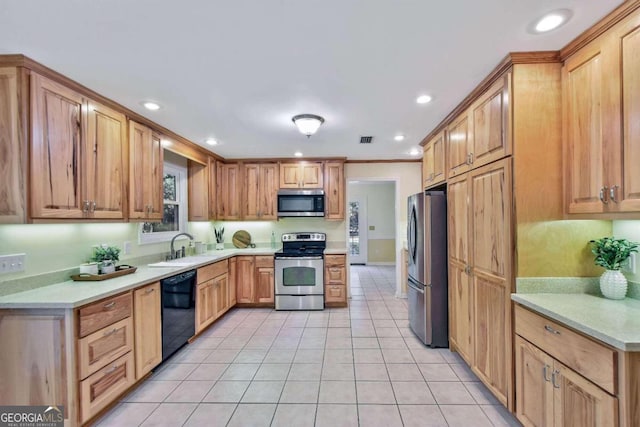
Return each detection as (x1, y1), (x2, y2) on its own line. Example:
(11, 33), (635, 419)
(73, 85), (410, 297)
(359, 136), (374, 144)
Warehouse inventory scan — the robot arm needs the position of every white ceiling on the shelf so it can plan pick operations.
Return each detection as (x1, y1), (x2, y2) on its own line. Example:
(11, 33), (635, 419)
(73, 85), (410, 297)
(0, 1), (621, 160)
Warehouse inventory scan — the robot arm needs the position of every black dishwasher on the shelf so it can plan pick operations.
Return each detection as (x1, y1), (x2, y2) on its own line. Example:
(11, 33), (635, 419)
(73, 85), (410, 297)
(161, 270), (196, 361)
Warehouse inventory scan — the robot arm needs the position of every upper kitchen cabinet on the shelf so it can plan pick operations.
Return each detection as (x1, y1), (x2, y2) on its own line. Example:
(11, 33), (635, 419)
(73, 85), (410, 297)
(188, 159), (209, 221)
(563, 10), (640, 215)
(243, 163), (278, 220)
(208, 157), (217, 220)
(422, 130), (446, 188)
(0, 67), (27, 223)
(217, 162), (241, 220)
(447, 112), (472, 178)
(279, 161), (324, 188)
(31, 73), (126, 220)
(129, 121), (163, 221)
(324, 161), (345, 220)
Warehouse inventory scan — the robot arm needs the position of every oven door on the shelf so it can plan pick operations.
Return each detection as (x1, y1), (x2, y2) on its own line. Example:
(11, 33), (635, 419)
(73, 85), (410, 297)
(275, 256), (324, 295)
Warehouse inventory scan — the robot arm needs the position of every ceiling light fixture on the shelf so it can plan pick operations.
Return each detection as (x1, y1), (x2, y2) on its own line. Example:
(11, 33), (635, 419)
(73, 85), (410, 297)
(294, 151), (303, 157)
(416, 95), (432, 104)
(409, 147), (421, 156)
(394, 135), (405, 142)
(292, 114), (325, 137)
(531, 9), (572, 33)
(205, 138), (218, 146)
(142, 101), (161, 111)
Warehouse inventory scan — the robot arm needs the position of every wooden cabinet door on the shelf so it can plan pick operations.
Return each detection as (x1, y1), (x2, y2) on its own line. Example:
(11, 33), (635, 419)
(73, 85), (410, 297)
(422, 143), (433, 188)
(214, 273), (229, 318)
(217, 163), (241, 220)
(301, 163), (323, 188)
(325, 265), (346, 285)
(563, 40), (608, 214)
(195, 280), (215, 332)
(86, 100), (126, 219)
(0, 67), (26, 223)
(133, 282), (161, 379)
(236, 256), (255, 303)
(188, 160), (209, 221)
(243, 163), (260, 220)
(553, 361), (618, 427)
(208, 157), (217, 220)
(259, 163), (279, 219)
(470, 159), (512, 405)
(423, 131), (446, 188)
(279, 163), (301, 188)
(129, 121), (163, 220)
(447, 175), (470, 267)
(612, 13), (640, 212)
(256, 267), (275, 303)
(470, 74), (511, 169)
(515, 336), (555, 427)
(448, 261), (473, 364)
(324, 162), (344, 220)
(229, 257), (237, 306)
(447, 113), (471, 178)
(30, 73), (85, 219)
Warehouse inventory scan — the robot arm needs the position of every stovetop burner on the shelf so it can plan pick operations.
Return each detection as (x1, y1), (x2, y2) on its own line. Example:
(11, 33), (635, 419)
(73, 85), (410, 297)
(276, 232), (326, 258)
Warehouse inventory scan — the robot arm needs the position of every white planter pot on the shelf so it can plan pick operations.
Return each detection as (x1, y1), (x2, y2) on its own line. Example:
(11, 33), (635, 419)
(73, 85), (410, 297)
(599, 269), (628, 300)
(216, 243), (224, 250)
(100, 261), (116, 274)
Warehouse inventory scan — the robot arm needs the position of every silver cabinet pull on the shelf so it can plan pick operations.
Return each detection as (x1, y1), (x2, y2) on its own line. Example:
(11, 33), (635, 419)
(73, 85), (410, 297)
(103, 328), (118, 337)
(103, 301), (116, 309)
(91, 201), (96, 212)
(544, 325), (560, 335)
(83, 200), (90, 213)
(551, 370), (561, 389)
(469, 152), (474, 164)
(104, 364), (119, 375)
(599, 187), (609, 204)
(610, 185), (619, 203)
(145, 288), (155, 294)
(543, 365), (551, 382)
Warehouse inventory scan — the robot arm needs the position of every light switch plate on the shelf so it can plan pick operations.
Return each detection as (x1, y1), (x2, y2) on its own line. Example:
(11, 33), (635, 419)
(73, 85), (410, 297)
(0, 253), (26, 274)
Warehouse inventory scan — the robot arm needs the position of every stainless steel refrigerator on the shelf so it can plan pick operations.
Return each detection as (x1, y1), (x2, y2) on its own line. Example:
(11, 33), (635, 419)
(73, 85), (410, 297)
(407, 190), (448, 347)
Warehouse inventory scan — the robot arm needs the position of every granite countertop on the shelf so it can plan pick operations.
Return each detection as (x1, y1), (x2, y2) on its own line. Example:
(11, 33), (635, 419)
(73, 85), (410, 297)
(0, 246), (348, 309)
(512, 293), (640, 351)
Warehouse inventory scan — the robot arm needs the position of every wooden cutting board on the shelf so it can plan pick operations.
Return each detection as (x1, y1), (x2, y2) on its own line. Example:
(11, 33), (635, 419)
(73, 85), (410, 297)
(232, 230), (252, 248)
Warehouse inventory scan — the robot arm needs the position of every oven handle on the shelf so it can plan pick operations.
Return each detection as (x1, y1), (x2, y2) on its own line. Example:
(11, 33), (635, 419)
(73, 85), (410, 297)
(275, 256), (324, 260)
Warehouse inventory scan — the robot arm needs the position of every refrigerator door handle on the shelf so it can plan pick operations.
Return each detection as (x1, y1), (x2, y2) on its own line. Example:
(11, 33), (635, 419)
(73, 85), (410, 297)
(407, 277), (425, 294)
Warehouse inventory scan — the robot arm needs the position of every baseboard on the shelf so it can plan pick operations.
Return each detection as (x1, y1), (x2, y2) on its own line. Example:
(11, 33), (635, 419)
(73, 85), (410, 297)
(395, 291), (407, 299)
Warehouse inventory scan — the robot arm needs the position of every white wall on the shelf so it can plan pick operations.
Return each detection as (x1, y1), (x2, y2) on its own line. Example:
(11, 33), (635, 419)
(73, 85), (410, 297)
(345, 162), (422, 296)
(613, 220), (640, 283)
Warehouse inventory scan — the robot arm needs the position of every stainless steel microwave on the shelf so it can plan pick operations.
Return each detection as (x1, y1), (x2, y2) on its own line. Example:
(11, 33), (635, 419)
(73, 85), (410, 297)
(277, 189), (325, 217)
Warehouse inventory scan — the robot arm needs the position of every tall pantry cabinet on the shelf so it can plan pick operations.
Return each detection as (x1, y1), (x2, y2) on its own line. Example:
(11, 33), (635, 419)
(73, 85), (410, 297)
(437, 54), (564, 410)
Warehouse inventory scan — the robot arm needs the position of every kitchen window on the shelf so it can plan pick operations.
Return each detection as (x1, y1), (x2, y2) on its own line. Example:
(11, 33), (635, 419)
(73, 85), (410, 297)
(139, 162), (188, 244)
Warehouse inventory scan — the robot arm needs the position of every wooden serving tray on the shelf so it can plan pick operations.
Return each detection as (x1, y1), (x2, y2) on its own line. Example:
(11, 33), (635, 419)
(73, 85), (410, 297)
(71, 265), (137, 281)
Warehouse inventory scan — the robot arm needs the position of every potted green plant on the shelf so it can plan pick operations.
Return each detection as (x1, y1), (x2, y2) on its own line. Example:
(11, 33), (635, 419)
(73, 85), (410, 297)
(590, 237), (638, 299)
(91, 244), (121, 274)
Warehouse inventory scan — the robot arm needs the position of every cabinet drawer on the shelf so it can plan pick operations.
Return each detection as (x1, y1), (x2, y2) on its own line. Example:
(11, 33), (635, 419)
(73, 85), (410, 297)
(324, 254), (345, 267)
(80, 351), (135, 424)
(78, 292), (132, 338)
(515, 305), (616, 394)
(198, 259), (228, 283)
(325, 266), (346, 285)
(325, 285), (346, 303)
(255, 255), (274, 268)
(78, 317), (133, 379)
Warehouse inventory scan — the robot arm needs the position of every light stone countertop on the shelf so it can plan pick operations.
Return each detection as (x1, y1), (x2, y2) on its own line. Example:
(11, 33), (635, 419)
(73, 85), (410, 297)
(0, 246), (348, 309)
(512, 293), (640, 351)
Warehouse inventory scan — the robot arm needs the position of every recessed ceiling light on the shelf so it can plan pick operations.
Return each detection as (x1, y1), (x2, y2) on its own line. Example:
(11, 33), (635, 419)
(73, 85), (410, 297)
(394, 135), (405, 142)
(416, 95), (432, 104)
(205, 138), (218, 146)
(294, 151), (303, 157)
(142, 101), (161, 111)
(531, 9), (572, 33)
(409, 148), (421, 156)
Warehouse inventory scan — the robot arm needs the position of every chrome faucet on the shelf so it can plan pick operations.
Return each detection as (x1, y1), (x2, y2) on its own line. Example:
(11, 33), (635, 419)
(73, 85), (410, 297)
(170, 232), (194, 259)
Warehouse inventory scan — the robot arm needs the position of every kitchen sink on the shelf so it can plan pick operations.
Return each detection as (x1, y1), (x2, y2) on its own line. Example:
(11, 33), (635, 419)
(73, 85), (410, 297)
(147, 256), (214, 268)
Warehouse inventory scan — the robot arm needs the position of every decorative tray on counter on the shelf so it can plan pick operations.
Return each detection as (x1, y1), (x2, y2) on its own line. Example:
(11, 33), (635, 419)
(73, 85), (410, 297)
(71, 265), (137, 281)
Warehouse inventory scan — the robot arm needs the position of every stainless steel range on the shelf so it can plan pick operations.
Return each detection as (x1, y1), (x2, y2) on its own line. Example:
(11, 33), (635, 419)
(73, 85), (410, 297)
(274, 232), (326, 310)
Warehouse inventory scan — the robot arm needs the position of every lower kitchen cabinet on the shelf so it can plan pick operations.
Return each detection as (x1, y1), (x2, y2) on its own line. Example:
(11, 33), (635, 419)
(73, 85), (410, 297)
(325, 254), (347, 306)
(229, 257), (237, 305)
(133, 282), (161, 379)
(515, 305), (620, 427)
(196, 279), (215, 333)
(196, 259), (232, 333)
(236, 255), (275, 306)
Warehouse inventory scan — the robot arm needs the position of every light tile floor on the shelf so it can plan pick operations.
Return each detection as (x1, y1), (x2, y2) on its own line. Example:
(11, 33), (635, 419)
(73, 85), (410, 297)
(96, 265), (521, 426)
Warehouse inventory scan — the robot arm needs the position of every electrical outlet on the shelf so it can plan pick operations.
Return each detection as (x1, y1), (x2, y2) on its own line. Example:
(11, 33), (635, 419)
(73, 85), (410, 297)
(622, 253), (637, 275)
(0, 253), (26, 274)
(123, 241), (131, 255)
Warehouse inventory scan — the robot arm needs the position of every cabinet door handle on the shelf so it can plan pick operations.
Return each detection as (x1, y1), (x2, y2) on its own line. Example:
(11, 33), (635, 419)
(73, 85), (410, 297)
(599, 187), (609, 204)
(469, 152), (474, 164)
(103, 327), (118, 337)
(91, 201), (96, 212)
(551, 370), (561, 389)
(544, 325), (560, 335)
(103, 301), (116, 309)
(145, 288), (155, 294)
(610, 185), (619, 203)
(104, 364), (119, 375)
(543, 365), (551, 382)
(83, 200), (90, 213)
